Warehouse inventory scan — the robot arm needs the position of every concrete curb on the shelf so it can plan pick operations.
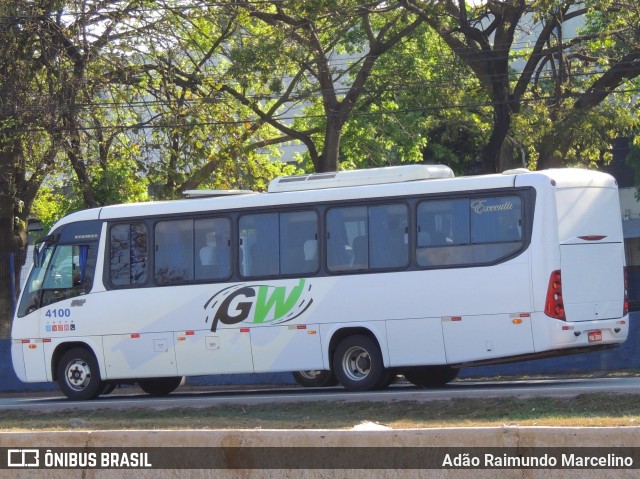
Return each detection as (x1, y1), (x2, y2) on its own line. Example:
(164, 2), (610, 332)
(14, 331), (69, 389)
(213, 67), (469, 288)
(1, 428), (638, 478)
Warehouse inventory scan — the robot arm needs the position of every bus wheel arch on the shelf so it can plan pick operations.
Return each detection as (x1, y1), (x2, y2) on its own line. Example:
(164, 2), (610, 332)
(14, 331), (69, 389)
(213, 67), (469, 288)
(55, 345), (104, 400)
(51, 342), (100, 382)
(329, 329), (392, 391)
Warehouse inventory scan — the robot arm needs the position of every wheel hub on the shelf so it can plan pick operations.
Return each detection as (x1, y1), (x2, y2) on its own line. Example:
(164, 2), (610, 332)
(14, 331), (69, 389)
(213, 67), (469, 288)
(343, 346), (371, 381)
(65, 360), (91, 391)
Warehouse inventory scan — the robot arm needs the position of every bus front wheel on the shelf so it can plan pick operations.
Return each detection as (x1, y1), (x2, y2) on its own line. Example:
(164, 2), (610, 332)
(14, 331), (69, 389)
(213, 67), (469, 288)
(57, 347), (104, 401)
(333, 335), (390, 391)
(138, 377), (183, 396)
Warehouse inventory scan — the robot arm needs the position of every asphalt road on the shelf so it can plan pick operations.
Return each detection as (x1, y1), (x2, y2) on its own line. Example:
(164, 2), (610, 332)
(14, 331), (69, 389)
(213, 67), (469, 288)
(0, 376), (638, 411)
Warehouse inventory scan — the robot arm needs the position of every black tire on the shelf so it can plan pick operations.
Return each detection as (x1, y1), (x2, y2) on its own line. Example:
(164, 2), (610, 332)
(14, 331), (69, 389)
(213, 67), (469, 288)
(292, 370), (339, 387)
(56, 347), (104, 401)
(403, 366), (459, 388)
(138, 377), (183, 396)
(99, 382), (117, 396)
(333, 334), (389, 391)
(375, 369), (396, 390)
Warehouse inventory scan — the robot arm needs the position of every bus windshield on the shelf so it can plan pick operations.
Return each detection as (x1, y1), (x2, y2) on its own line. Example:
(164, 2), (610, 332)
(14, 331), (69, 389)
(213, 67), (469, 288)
(17, 242), (98, 318)
(17, 243), (55, 317)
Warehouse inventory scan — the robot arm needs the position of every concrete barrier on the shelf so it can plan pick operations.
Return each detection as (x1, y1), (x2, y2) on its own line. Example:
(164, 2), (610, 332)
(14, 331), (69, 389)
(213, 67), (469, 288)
(0, 428), (638, 478)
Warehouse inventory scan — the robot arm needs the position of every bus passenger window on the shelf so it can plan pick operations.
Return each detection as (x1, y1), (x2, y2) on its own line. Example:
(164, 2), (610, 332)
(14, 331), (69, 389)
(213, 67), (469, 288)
(280, 211), (318, 275)
(155, 219), (194, 285)
(327, 206), (367, 272)
(110, 223), (148, 286)
(195, 218), (231, 281)
(369, 204), (408, 269)
(327, 204), (407, 272)
(240, 213), (279, 277)
(416, 196), (524, 267)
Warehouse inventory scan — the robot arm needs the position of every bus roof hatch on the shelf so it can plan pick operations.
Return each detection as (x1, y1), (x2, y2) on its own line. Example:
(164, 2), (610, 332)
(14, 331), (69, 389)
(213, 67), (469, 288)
(268, 164), (454, 193)
(182, 189), (254, 198)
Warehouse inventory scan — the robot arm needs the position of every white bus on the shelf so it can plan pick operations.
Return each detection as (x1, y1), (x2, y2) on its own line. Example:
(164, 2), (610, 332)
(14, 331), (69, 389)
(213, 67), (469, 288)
(11, 165), (629, 400)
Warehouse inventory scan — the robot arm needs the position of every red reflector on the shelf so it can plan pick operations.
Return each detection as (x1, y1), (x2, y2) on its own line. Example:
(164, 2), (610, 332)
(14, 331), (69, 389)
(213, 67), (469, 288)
(131, 333), (140, 339)
(578, 235), (606, 241)
(43, 338), (51, 343)
(21, 339), (30, 344)
(296, 325), (306, 330)
(240, 328), (250, 333)
(186, 331), (195, 336)
(520, 313), (530, 318)
(452, 316), (462, 321)
(624, 267), (629, 316)
(562, 325), (570, 331)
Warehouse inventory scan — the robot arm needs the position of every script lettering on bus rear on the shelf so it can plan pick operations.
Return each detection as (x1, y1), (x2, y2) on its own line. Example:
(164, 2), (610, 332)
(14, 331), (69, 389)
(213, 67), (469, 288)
(204, 279), (314, 332)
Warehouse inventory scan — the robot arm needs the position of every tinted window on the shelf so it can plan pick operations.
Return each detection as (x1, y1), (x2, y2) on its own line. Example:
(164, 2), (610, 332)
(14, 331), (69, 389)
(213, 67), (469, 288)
(280, 211), (319, 275)
(240, 211), (318, 277)
(416, 196), (523, 267)
(110, 223), (148, 286)
(155, 219), (194, 284)
(327, 204), (408, 272)
(195, 218), (231, 281)
(240, 213), (279, 277)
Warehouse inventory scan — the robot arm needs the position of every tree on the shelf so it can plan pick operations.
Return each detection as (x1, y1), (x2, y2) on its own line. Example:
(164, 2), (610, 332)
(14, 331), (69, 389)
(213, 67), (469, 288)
(217, 0), (424, 172)
(0, 0), (160, 333)
(401, 0), (640, 172)
(324, 22), (489, 174)
(1, 1), (60, 335)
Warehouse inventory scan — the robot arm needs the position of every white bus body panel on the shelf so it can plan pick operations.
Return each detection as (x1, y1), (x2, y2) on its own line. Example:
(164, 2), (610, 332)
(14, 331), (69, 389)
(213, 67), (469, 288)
(555, 184), (625, 322)
(11, 340), (47, 382)
(174, 329), (253, 376)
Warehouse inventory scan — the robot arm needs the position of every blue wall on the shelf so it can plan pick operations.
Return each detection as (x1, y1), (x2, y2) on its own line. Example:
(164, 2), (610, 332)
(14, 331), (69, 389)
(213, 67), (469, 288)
(1, 313), (637, 393)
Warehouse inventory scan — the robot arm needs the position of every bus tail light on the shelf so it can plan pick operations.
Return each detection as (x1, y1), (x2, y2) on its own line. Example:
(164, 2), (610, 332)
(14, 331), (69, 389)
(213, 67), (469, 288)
(624, 267), (629, 316)
(545, 270), (566, 320)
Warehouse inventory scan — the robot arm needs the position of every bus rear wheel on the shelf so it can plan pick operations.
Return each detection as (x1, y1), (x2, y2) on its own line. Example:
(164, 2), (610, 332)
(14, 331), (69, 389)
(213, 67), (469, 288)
(333, 334), (390, 391)
(138, 377), (183, 396)
(57, 347), (104, 401)
(403, 366), (459, 388)
(292, 370), (339, 387)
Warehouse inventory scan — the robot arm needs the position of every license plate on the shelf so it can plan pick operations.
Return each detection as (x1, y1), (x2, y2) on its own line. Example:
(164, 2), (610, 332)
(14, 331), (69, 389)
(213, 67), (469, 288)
(588, 330), (603, 343)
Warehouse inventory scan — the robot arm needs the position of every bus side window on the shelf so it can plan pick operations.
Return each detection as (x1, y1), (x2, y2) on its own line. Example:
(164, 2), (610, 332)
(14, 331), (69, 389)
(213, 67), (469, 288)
(327, 206), (366, 272)
(369, 204), (408, 269)
(155, 219), (194, 285)
(240, 213), (279, 277)
(110, 223), (148, 286)
(280, 211), (319, 275)
(195, 218), (231, 281)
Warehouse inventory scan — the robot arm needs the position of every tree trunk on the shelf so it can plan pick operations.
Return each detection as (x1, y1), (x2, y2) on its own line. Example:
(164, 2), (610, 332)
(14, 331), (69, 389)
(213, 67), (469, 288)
(481, 78), (512, 173)
(0, 146), (27, 338)
(320, 116), (343, 172)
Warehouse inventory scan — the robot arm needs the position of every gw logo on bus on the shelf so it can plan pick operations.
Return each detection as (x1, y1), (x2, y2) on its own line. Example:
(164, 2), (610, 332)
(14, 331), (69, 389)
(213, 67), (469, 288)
(204, 279), (313, 332)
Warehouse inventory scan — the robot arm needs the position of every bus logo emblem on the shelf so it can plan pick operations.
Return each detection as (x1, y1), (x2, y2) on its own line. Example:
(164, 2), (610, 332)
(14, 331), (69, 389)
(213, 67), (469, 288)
(204, 279), (313, 332)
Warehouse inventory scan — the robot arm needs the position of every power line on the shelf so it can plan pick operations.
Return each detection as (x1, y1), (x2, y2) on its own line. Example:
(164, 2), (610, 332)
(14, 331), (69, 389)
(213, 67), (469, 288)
(5, 86), (639, 136)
